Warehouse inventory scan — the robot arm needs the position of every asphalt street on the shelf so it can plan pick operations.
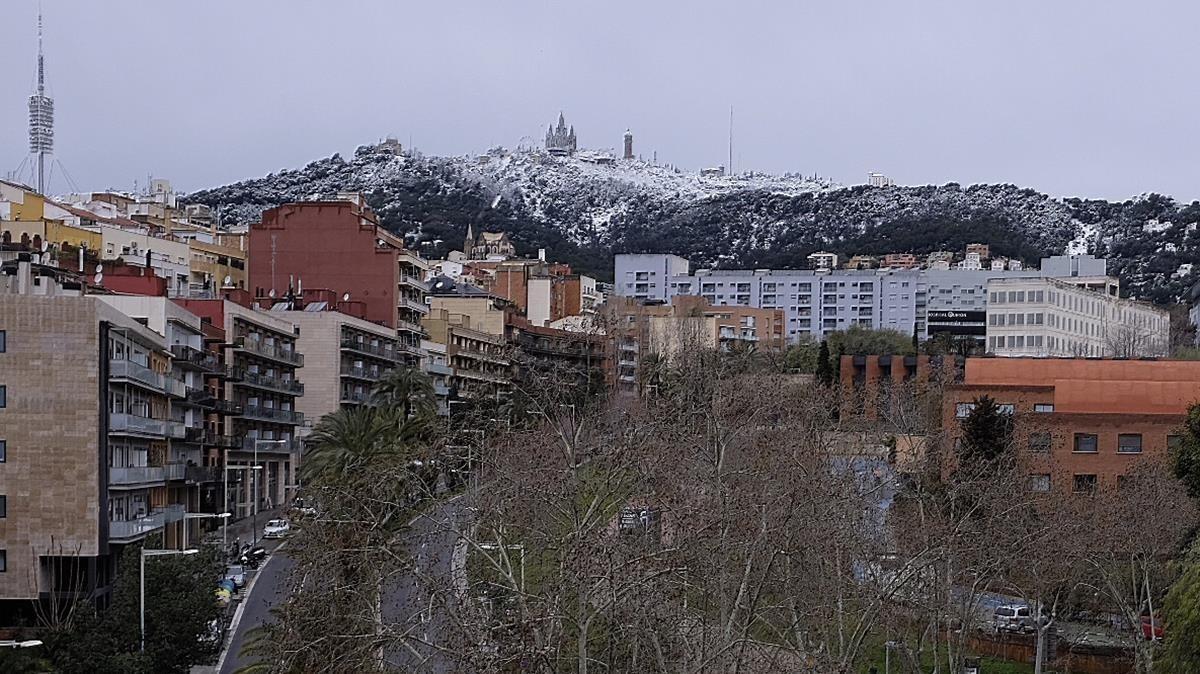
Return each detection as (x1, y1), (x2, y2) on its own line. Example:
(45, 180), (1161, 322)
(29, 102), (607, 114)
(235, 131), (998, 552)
(217, 536), (294, 674)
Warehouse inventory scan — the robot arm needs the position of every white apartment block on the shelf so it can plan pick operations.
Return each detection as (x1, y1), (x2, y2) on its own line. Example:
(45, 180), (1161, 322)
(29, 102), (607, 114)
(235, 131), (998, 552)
(986, 277), (1169, 358)
(614, 253), (689, 302)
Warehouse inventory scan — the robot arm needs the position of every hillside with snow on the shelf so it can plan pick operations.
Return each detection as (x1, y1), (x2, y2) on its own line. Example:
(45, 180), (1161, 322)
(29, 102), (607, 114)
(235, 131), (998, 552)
(187, 144), (1200, 305)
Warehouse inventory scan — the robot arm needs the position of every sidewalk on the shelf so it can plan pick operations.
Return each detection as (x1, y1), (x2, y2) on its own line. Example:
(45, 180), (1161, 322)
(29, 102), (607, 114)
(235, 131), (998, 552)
(206, 507), (286, 559)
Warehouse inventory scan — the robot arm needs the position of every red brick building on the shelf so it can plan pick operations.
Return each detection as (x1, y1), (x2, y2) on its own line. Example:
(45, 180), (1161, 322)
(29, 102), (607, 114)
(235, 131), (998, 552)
(943, 358), (1200, 494)
(247, 195), (428, 363)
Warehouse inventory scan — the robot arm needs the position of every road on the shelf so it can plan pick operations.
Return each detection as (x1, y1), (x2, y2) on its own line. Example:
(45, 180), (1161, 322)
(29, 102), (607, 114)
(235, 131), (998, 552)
(217, 537), (294, 674)
(382, 496), (469, 673)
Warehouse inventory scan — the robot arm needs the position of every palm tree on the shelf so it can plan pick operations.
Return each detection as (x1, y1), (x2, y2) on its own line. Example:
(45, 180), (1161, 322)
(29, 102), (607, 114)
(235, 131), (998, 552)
(370, 367), (436, 420)
(299, 406), (394, 484)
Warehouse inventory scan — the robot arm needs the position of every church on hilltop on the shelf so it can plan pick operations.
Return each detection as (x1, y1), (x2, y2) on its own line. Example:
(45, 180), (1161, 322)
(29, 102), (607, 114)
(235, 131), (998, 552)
(463, 224), (516, 260)
(545, 112), (577, 155)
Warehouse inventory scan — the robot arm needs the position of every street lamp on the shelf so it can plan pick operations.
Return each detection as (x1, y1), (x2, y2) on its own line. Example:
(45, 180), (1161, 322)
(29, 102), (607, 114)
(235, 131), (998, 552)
(0, 640), (43, 649)
(251, 439), (288, 546)
(141, 548), (198, 652)
(182, 511), (230, 552)
(223, 461), (261, 560)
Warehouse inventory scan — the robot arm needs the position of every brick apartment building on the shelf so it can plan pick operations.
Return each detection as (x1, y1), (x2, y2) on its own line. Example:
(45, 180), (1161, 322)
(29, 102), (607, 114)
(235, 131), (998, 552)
(943, 358), (1200, 494)
(248, 194), (429, 365)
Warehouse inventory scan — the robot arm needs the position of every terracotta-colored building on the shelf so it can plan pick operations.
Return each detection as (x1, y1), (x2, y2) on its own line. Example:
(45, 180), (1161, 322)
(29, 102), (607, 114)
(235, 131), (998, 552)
(248, 195), (428, 363)
(943, 358), (1200, 494)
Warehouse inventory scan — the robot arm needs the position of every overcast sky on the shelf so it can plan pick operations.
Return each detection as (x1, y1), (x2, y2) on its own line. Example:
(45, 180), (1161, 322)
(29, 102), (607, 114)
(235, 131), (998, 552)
(3, 0), (1199, 200)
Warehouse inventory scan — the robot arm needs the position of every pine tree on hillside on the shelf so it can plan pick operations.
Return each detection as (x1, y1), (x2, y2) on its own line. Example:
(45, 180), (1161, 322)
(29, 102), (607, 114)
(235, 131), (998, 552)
(816, 340), (834, 387)
(958, 395), (1014, 464)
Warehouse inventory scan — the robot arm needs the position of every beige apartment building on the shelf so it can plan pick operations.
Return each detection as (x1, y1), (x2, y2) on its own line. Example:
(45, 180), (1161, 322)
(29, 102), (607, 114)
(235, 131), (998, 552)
(277, 308), (404, 426)
(0, 292), (199, 617)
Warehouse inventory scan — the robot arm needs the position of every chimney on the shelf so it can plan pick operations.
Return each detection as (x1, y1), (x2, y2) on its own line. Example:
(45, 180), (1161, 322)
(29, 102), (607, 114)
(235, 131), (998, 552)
(145, 249), (152, 275)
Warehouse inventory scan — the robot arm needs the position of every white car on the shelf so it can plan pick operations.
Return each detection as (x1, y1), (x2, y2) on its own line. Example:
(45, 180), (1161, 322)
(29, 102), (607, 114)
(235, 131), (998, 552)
(224, 564), (246, 588)
(263, 518), (291, 539)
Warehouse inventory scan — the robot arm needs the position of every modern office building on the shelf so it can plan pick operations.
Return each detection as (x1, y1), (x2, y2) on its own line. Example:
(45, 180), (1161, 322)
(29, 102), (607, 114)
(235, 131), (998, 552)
(985, 277), (1169, 358)
(944, 358), (1200, 494)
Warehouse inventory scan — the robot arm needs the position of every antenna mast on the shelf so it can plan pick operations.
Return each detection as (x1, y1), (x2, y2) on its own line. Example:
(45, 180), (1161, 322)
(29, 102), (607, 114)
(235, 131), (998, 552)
(28, 8), (55, 195)
(728, 105), (733, 176)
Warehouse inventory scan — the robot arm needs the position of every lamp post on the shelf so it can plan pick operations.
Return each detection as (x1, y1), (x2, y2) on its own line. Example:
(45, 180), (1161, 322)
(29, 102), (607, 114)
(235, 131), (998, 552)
(182, 512), (230, 552)
(223, 456), (261, 561)
(141, 548), (198, 652)
(252, 439), (288, 546)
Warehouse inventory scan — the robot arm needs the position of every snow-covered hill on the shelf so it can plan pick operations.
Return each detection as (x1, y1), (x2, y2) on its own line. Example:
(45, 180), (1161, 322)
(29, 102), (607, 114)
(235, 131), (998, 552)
(187, 144), (1200, 305)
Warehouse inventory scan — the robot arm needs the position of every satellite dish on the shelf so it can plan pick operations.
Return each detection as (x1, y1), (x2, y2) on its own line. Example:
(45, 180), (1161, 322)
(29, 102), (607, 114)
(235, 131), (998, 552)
(94, 273), (104, 284)
(41, 240), (50, 252)
(95, 264), (104, 274)
(268, 289), (276, 298)
(342, 292), (350, 301)
(223, 275), (232, 286)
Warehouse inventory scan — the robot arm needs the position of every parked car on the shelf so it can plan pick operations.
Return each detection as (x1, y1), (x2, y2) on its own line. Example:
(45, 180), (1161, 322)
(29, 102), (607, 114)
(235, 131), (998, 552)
(290, 498), (319, 519)
(993, 604), (1038, 634)
(1141, 614), (1165, 641)
(224, 564), (246, 589)
(263, 518), (291, 539)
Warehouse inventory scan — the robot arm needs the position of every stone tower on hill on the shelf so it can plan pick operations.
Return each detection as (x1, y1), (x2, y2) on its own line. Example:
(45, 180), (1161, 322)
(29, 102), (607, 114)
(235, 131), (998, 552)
(545, 112), (577, 155)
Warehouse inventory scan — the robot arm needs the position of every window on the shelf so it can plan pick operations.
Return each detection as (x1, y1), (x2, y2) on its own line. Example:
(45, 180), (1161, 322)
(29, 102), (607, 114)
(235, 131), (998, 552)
(1028, 432), (1052, 453)
(0, 385), (5, 408)
(997, 403), (1015, 415)
(0, 330), (5, 352)
(1073, 474), (1098, 494)
(0, 495), (5, 518)
(0, 550), (5, 572)
(1117, 434), (1143, 454)
(1029, 474), (1051, 492)
(1073, 433), (1098, 453)
(955, 403), (976, 418)
(1034, 403), (1054, 413)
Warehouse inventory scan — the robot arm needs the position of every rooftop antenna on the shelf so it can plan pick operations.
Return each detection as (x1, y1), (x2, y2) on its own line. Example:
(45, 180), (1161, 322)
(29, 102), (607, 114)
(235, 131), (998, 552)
(28, 6), (55, 195)
(728, 105), (734, 177)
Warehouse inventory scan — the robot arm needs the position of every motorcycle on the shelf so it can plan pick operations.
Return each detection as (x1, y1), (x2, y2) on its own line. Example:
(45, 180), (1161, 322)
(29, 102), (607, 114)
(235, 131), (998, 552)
(239, 545), (268, 569)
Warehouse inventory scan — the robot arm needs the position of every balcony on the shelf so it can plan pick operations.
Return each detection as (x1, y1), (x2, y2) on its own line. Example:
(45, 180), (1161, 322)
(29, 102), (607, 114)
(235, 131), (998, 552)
(182, 388), (217, 408)
(398, 296), (429, 316)
(232, 337), (304, 367)
(399, 273), (428, 292)
(237, 370), (304, 396)
(170, 344), (222, 373)
(240, 437), (299, 452)
(340, 337), (400, 361)
(214, 399), (244, 416)
(109, 465), (167, 486)
(109, 359), (185, 397)
(456, 348), (509, 366)
(424, 362), (453, 377)
(108, 504), (186, 542)
(433, 382), (451, 397)
(211, 434), (244, 449)
(181, 426), (208, 444)
(242, 405), (304, 425)
(341, 365), (383, 381)
(340, 389), (371, 404)
(396, 319), (426, 337)
(186, 465), (221, 483)
(110, 413), (168, 437)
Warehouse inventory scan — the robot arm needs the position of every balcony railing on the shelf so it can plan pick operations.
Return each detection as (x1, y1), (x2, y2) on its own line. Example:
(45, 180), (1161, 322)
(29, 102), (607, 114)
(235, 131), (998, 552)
(214, 399), (244, 416)
(240, 437), (299, 452)
(108, 504), (186, 541)
(341, 365), (383, 381)
(186, 465), (221, 483)
(340, 337), (400, 361)
(184, 388), (217, 408)
(110, 413), (167, 437)
(397, 297), (429, 316)
(109, 465), (166, 485)
(183, 426), (208, 443)
(169, 344), (222, 373)
(340, 390), (371, 404)
(211, 434), (244, 449)
(399, 273), (428, 290)
(424, 362), (453, 376)
(242, 405), (304, 425)
(238, 370), (305, 395)
(396, 319), (426, 337)
(233, 337), (304, 366)
(433, 382), (451, 397)
(109, 359), (185, 397)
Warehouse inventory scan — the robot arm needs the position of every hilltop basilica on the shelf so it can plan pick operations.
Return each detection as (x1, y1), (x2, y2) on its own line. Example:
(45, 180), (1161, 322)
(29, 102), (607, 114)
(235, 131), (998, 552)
(544, 112), (577, 155)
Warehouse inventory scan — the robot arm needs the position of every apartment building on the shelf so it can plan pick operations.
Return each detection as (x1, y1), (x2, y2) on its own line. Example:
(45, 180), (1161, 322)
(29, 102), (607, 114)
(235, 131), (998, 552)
(615, 253), (1129, 347)
(176, 296), (303, 517)
(422, 308), (512, 401)
(248, 195), (429, 366)
(276, 305), (404, 421)
(603, 296), (784, 393)
(0, 291), (214, 619)
(422, 340), (453, 416)
(986, 277), (1169, 357)
(944, 358), (1200, 494)
(613, 253), (689, 302)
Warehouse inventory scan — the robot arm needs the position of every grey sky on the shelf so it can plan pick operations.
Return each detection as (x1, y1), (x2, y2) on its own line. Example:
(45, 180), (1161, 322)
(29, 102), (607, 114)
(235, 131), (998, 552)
(4, 0), (1199, 200)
